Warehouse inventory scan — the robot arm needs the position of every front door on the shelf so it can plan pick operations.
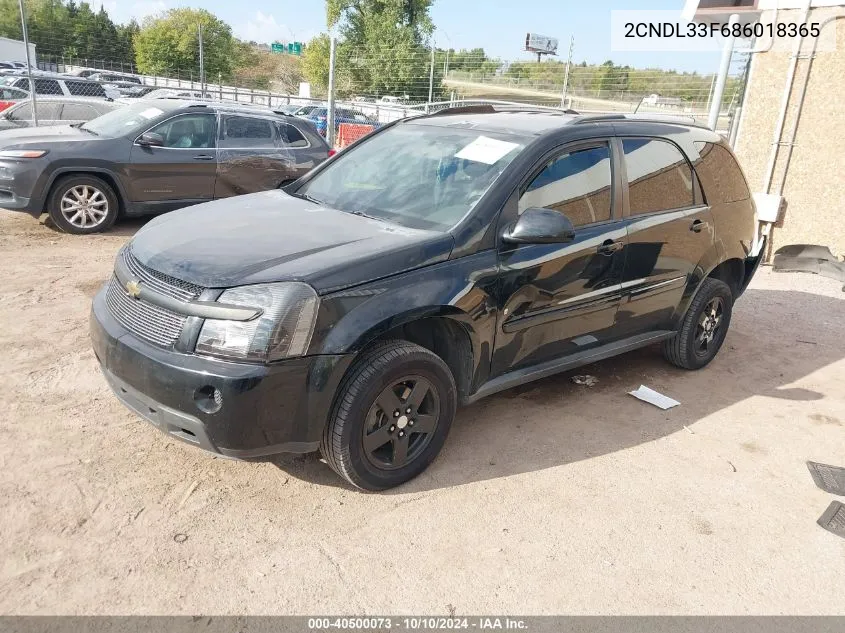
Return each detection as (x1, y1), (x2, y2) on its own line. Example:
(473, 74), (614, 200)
(126, 113), (217, 209)
(492, 140), (627, 376)
(614, 137), (716, 336)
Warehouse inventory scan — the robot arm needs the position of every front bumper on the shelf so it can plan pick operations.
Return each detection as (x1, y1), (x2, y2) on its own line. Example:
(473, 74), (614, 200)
(0, 159), (44, 216)
(90, 285), (354, 458)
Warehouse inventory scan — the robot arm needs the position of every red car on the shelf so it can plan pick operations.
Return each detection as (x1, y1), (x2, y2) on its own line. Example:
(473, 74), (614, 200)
(0, 86), (28, 113)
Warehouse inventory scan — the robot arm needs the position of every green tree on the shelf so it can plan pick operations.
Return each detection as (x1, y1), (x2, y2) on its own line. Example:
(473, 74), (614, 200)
(133, 8), (235, 78)
(304, 0), (440, 100)
(301, 33), (331, 94)
(0, 0), (135, 66)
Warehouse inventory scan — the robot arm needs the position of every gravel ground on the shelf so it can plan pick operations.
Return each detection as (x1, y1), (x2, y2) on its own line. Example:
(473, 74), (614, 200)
(1, 211), (844, 615)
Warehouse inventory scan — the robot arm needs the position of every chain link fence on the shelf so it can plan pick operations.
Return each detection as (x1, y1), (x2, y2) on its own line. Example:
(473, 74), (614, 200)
(0, 2), (749, 143)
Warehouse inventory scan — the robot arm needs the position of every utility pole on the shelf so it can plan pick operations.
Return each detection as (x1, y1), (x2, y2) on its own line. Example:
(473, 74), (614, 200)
(198, 23), (205, 96)
(18, 0), (37, 126)
(427, 41), (435, 112)
(326, 35), (337, 147)
(560, 35), (574, 109)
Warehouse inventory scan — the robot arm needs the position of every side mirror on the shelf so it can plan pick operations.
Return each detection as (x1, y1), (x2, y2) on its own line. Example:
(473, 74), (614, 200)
(502, 207), (576, 244)
(137, 132), (164, 147)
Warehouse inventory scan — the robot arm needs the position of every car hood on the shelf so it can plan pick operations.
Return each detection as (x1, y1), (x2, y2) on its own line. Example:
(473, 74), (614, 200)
(0, 124), (98, 146)
(129, 191), (454, 292)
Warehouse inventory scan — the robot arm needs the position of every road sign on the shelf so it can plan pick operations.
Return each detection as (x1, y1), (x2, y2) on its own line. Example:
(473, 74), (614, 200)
(271, 42), (284, 53)
(288, 42), (302, 55)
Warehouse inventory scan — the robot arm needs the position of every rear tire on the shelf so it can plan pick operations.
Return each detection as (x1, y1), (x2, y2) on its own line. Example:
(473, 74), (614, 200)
(662, 277), (733, 370)
(47, 175), (119, 235)
(321, 340), (457, 491)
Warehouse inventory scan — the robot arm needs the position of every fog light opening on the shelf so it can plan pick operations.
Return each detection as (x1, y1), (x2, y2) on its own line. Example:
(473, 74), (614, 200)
(194, 385), (223, 414)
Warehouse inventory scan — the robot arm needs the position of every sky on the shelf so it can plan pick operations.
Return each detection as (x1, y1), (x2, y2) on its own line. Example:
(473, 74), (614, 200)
(91, 0), (723, 73)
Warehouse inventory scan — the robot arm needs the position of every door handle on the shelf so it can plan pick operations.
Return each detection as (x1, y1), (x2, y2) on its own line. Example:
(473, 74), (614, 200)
(192, 154), (214, 160)
(690, 219), (709, 233)
(597, 239), (623, 256)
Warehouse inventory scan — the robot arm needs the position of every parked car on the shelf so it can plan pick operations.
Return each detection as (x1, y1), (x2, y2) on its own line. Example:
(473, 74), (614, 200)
(89, 106), (764, 490)
(69, 68), (99, 78)
(86, 72), (141, 85)
(0, 99), (330, 233)
(0, 85), (28, 112)
(0, 96), (118, 130)
(0, 74), (110, 99)
(299, 106), (379, 137)
(274, 104), (301, 115)
(124, 88), (212, 102)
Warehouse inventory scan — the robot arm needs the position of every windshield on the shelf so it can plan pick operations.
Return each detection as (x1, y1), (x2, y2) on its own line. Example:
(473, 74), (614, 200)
(294, 105), (320, 116)
(298, 123), (525, 231)
(80, 101), (173, 137)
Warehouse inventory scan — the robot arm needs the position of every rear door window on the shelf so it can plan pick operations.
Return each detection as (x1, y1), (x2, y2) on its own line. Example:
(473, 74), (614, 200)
(622, 138), (694, 215)
(220, 115), (277, 148)
(61, 103), (98, 120)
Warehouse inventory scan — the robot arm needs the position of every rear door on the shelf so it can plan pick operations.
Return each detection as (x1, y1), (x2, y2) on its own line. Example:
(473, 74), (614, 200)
(215, 113), (298, 196)
(614, 136), (715, 336)
(126, 112), (217, 207)
(493, 139), (628, 375)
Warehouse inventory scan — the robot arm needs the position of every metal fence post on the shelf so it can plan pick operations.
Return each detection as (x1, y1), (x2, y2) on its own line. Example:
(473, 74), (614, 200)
(17, 0), (37, 127)
(219, 74), (222, 100)
(326, 35), (337, 147)
(427, 43), (435, 112)
(708, 13), (739, 131)
(561, 35), (574, 108)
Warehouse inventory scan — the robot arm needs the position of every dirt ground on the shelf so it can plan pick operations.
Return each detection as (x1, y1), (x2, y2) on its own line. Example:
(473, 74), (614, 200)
(1, 210), (844, 615)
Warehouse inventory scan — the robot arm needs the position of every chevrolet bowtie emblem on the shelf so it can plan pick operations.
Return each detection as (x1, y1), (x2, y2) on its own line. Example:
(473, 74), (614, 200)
(125, 280), (141, 299)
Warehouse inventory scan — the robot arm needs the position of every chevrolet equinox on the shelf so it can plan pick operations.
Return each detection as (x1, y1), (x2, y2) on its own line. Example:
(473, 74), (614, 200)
(90, 106), (764, 490)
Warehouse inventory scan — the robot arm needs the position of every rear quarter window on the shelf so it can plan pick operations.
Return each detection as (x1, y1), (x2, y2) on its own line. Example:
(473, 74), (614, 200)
(692, 142), (751, 204)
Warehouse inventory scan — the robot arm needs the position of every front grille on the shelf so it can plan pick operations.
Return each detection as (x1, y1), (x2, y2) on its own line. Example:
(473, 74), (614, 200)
(122, 248), (203, 302)
(106, 277), (187, 348)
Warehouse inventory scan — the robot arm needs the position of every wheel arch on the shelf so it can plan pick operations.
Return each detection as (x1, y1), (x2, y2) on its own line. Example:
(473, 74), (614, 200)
(44, 168), (128, 215)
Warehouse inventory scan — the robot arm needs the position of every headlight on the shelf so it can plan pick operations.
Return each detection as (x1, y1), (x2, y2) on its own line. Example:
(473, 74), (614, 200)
(0, 150), (48, 158)
(195, 282), (319, 362)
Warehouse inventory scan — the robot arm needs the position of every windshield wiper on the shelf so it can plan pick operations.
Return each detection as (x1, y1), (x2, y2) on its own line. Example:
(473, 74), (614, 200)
(346, 209), (380, 221)
(288, 191), (323, 205)
(75, 124), (98, 135)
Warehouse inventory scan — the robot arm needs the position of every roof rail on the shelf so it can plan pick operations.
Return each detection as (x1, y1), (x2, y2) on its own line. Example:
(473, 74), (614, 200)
(426, 104), (496, 117)
(572, 113), (707, 128)
(420, 104), (580, 118)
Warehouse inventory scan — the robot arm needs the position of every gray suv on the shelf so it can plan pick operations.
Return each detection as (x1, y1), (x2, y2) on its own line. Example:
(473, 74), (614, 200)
(0, 99), (331, 234)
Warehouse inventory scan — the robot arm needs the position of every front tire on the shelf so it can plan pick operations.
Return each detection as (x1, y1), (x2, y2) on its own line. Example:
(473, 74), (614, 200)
(321, 340), (457, 491)
(47, 175), (119, 234)
(662, 277), (733, 370)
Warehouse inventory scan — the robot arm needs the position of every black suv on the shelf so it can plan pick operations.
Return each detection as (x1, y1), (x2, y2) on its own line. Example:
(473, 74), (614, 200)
(0, 99), (330, 233)
(90, 107), (763, 490)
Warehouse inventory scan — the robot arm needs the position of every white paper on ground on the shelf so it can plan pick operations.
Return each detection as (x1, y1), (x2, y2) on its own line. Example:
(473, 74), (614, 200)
(455, 135), (520, 165)
(628, 385), (680, 410)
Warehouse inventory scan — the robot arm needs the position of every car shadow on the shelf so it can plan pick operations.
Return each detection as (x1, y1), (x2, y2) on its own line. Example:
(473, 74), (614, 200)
(40, 214), (154, 237)
(270, 287), (845, 493)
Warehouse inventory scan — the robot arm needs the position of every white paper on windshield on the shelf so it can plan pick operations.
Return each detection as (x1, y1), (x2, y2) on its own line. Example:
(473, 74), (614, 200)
(455, 135), (519, 165)
(138, 107), (164, 120)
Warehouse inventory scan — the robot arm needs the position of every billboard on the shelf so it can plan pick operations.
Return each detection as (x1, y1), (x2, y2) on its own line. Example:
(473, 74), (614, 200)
(525, 33), (558, 55)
